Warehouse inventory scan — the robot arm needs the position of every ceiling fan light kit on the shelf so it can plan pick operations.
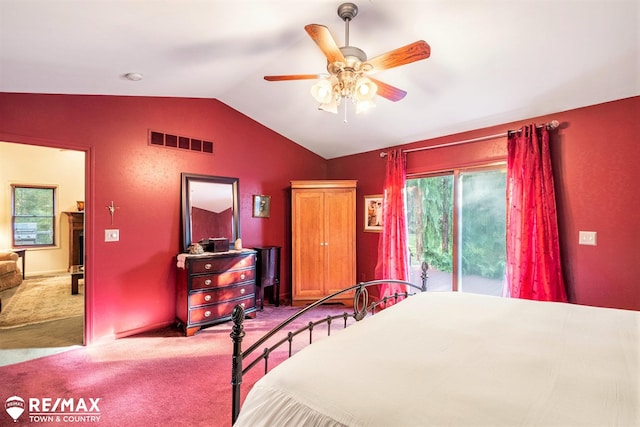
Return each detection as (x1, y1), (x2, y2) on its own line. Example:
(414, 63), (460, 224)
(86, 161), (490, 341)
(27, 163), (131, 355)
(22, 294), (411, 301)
(264, 2), (431, 119)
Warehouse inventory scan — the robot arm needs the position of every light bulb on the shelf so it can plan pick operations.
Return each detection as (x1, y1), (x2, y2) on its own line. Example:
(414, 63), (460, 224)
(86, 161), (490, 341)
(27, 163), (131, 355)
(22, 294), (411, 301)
(353, 77), (377, 102)
(311, 79), (333, 104)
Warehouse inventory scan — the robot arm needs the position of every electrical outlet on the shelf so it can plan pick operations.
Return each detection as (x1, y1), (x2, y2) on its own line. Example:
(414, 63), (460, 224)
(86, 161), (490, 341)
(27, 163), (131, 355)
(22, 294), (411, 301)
(578, 231), (597, 246)
(105, 229), (119, 242)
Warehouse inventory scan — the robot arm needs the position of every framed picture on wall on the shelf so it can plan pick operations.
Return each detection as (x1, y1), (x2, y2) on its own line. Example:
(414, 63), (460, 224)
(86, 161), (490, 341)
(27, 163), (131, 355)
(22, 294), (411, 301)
(252, 195), (271, 218)
(364, 194), (383, 232)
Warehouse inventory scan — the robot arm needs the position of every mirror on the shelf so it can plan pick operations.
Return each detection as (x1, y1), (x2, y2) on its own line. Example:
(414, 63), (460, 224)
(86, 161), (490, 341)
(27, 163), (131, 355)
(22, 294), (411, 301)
(181, 173), (240, 252)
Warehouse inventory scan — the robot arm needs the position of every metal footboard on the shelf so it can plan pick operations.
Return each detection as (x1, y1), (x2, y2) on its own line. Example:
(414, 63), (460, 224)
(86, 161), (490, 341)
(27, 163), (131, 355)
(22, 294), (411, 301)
(230, 262), (428, 424)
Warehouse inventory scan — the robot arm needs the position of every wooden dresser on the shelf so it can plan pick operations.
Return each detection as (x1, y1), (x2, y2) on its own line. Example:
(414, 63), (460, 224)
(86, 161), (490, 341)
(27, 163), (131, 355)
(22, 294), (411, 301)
(176, 249), (257, 336)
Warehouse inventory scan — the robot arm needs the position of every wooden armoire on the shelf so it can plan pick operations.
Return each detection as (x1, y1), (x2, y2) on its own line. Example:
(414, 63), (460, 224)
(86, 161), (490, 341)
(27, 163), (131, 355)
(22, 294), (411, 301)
(291, 180), (357, 305)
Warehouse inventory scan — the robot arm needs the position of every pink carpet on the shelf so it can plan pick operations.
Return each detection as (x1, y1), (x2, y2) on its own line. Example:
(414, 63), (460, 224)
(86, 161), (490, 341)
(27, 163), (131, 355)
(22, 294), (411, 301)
(1, 304), (351, 426)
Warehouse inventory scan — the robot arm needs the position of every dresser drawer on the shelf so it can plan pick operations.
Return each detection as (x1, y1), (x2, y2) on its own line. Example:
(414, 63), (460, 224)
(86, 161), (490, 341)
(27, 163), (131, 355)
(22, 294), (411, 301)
(189, 284), (255, 307)
(177, 250), (258, 336)
(189, 296), (255, 324)
(190, 255), (254, 274)
(191, 268), (255, 290)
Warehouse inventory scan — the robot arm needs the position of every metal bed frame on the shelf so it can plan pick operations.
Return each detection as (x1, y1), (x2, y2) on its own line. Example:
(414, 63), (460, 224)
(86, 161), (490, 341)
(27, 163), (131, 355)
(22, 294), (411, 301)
(230, 262), (429, 424)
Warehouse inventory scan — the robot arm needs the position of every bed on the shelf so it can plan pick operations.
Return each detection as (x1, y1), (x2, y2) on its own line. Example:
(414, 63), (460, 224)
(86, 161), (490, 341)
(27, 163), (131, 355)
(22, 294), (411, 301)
(230, 271), (638, 426)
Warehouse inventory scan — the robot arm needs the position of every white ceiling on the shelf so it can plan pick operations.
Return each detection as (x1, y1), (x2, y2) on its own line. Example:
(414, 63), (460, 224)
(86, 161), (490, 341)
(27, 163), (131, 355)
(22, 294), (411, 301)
(1, 0), (638, 159)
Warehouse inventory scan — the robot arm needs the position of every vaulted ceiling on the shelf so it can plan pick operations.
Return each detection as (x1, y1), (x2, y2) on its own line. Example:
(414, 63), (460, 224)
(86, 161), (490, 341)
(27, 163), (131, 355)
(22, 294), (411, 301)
(1, 0), (638, 159)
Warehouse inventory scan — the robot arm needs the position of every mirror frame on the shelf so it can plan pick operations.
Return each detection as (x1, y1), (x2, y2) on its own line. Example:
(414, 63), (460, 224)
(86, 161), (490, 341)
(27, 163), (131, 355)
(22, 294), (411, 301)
(181, 173), (240, 252)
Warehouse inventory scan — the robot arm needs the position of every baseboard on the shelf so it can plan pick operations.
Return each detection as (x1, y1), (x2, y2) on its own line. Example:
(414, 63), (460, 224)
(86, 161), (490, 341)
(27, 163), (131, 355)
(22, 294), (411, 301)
(25, 269), (68, 279)
(114, 320), (175, 339)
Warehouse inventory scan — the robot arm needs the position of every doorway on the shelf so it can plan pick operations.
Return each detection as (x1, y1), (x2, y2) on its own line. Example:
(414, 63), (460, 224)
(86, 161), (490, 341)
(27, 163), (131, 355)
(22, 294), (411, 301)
(0, 141), (86, 364)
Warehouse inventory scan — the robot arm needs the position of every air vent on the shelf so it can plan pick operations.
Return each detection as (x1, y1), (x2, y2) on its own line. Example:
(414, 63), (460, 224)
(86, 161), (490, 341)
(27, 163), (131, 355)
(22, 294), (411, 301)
(149, 130), (214, 154)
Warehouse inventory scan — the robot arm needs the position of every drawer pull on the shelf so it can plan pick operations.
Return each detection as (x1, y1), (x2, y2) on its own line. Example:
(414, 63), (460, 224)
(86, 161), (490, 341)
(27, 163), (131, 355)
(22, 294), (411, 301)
(204, 295), (212, 302)
(204, 263), (212, 270)
(240, 273), (246, 280)
(204, 310), (211, 318)
(240, 288), (245, 294)
(204, 279), (212, 286)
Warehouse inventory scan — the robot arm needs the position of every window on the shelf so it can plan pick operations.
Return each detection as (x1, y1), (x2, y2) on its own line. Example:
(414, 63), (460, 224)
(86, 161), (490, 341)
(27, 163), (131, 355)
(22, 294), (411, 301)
(12, 185), (56, 247)
(406, 166), (506, 295)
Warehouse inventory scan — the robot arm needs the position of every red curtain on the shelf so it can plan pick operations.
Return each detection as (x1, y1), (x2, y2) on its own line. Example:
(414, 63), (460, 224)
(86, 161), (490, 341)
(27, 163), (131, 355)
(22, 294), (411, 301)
(505, 124), (567, 302)
(374, 149), (409, 305)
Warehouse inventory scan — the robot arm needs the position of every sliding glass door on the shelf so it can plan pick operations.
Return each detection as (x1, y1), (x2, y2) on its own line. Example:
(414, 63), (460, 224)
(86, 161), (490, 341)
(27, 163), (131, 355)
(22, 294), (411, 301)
(406, 173), (454, 291)
(406, 166), (506, 295)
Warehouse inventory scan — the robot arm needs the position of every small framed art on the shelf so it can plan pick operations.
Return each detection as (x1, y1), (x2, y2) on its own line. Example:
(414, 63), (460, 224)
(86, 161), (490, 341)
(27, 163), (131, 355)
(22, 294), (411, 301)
(364, 194), (383, 232)
(252, 195), (271, 218)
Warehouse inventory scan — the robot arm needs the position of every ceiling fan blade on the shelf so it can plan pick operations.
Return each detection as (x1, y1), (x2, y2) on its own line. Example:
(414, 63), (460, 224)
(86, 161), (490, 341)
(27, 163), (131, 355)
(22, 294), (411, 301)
(368, 77), (407, 102)
(264, 74), (324, 81)
(366, 40), (431, 72)
(304, 24), (346, 64)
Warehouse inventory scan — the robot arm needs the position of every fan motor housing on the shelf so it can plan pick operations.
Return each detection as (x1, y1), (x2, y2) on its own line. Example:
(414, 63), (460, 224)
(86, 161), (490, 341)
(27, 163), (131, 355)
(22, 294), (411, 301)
(327, 46), (367, 75)
(340, 46), (366, 62)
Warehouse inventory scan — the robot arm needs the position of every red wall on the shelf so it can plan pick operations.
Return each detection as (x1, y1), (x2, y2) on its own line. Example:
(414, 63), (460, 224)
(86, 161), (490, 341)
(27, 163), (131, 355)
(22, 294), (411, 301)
(0, 93), (327, 343)
(328, 96), (640, 311)
(1, 93), (637, 345)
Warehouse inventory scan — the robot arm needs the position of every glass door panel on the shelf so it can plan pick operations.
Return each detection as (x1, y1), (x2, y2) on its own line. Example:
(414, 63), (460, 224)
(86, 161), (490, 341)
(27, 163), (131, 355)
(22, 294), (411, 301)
(406, 174), (454, 291)
(458, 169), (506, 296)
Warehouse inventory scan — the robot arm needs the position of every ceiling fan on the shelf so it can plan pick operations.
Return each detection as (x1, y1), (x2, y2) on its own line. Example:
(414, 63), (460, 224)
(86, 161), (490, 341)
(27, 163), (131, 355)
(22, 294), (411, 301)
(264, 2), (431, 116)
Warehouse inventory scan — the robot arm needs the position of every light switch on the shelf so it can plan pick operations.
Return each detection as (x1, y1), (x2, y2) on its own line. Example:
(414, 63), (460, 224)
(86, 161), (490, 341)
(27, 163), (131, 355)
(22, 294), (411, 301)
(578, 231), (597, 246)
(105, 229), (120, 242)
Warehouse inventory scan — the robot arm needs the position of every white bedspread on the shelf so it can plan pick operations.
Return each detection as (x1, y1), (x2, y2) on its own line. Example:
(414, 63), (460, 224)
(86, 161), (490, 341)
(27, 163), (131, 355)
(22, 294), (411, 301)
(234, 292), (639, 426)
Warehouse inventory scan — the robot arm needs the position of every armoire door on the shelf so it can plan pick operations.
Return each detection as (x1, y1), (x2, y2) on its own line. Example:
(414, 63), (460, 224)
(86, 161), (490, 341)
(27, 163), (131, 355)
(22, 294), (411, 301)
(292, 189), (325, 300)
(323, 189), (356, 295)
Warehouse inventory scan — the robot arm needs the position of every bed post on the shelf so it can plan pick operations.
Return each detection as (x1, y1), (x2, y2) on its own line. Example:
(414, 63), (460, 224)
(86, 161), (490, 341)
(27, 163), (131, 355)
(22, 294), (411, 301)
(420, 262), (429, 291)
(230, 304), (246, 424)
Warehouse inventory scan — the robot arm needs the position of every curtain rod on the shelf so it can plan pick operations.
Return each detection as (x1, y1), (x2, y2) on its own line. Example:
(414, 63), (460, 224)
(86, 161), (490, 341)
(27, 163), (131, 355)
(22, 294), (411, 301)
(380, 120), (559, 157)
